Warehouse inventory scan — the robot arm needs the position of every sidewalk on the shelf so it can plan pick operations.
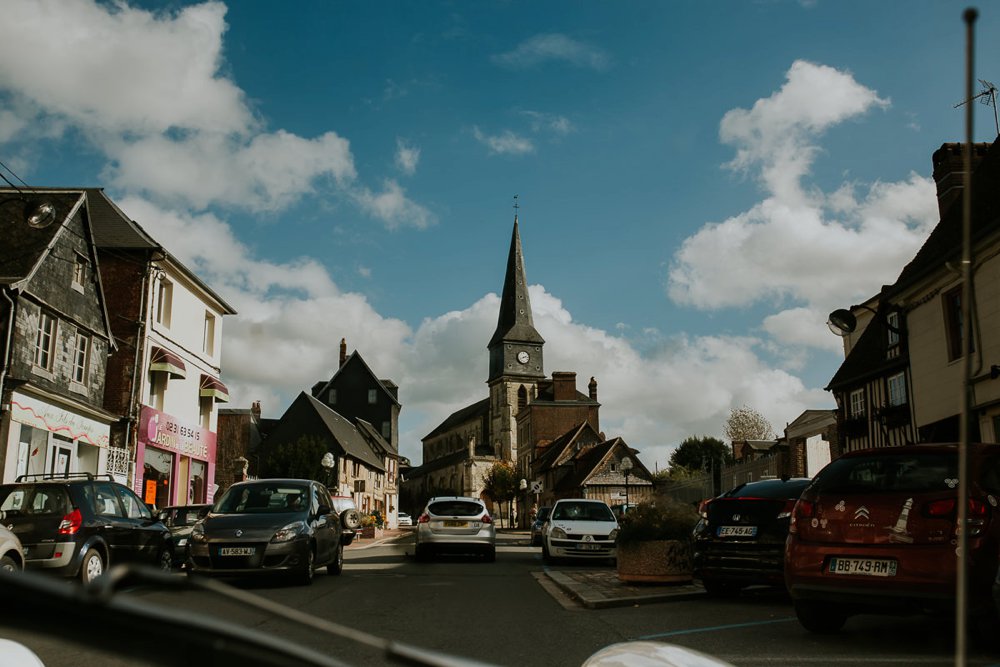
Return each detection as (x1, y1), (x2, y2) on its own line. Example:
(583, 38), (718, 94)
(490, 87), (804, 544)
(544, 568), (705, 609)
(344, 527), (409, 549)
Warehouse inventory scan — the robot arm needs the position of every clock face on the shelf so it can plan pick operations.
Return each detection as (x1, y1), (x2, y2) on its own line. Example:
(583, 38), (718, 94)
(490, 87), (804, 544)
(517, 351), (530, 364)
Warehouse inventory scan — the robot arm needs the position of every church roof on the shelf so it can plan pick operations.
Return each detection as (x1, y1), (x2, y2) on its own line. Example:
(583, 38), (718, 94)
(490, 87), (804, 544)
(422, 397), (490, 441)
(488, 218), (544, 349)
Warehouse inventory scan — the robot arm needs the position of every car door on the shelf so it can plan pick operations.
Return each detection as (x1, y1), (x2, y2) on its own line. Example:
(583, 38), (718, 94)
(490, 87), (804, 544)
(92, 482), (134, 564)
(312, 484), (337, 565)
(113, 484), (167, 565)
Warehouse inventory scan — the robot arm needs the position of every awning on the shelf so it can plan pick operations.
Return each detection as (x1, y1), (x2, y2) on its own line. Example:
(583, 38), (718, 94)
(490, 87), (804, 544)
(149, 346), (186, 378)
(200, 374), (230, 403)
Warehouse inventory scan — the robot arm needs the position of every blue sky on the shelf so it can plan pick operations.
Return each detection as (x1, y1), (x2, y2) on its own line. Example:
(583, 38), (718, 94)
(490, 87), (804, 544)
(1, 1), (997, 469)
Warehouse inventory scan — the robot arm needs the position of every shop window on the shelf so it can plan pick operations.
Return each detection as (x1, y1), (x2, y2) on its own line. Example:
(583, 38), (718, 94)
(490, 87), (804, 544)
(34, 311), (56, 371)
(142, 446), (174, 509)
(190, 460), (207, 503)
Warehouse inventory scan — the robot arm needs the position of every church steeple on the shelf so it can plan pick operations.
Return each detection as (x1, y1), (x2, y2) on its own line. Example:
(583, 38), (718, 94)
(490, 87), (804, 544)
(488, 214), (544, 382)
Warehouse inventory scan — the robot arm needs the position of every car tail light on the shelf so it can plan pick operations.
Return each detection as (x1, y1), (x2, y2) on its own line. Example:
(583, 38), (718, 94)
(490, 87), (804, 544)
(788, 499), (814, 534)
(417, 513), (430, 524)
(776, 499), (798, 520)
(59, 509), (82, 535)
(698, 499), (711, 519)
(924, 497), (990, 536)
(481, 514), (492, 524)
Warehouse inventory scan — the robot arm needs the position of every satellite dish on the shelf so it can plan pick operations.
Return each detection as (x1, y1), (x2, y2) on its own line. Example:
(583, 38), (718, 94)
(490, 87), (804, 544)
(827, 309), (858, 336)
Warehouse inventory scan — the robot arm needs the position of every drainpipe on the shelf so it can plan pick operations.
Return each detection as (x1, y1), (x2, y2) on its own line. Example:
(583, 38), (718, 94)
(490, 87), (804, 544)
(123, 261), (153, 489)
(0, 288), (16, 481)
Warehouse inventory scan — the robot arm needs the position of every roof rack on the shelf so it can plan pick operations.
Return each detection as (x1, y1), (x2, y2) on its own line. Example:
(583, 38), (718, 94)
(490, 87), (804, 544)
(14, 472), (115, 482)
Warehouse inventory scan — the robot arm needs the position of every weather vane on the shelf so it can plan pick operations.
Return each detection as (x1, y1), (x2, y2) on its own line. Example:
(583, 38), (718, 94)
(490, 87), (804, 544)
(954, 78), (999, 137)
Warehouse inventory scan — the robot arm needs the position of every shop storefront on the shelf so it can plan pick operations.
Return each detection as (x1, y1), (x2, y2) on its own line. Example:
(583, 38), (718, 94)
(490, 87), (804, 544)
(3, 390), (112, 483)
(136, 405), (216, 507)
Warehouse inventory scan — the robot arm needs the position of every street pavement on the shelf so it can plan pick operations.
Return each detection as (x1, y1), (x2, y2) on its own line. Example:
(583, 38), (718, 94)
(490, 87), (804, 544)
(348, 527), (708, 610)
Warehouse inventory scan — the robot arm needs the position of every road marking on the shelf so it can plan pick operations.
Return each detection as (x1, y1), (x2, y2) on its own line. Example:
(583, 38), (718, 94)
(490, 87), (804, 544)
(638, 617), (797, 640)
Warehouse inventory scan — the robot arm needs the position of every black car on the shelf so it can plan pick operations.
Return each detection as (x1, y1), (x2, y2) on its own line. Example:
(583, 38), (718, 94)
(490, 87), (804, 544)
(188, 479), (360, 585)
(693, 477), (812, 596)
(158, 503), (212, 566)
(0, 473), (174, 583)
(530, 506), (551, 546)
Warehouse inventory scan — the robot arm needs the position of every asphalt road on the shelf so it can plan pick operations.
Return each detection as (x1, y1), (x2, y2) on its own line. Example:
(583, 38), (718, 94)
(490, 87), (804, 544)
(3, 531), (999, 666)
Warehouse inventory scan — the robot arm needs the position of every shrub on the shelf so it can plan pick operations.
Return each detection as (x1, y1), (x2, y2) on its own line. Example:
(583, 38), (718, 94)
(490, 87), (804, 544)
(616, 495), (700, 545)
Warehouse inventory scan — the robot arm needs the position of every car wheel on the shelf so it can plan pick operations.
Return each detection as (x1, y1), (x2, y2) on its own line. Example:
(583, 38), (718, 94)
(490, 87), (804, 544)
(0, 555), (18, 573)
(701, 577), (739, 598)
(326, 544), (344, 575)
(297, 547), (315, 585)
(794, 600), (847, 633)
(157, 548), (174, 572)
(80, 548), (104, 584)
(542, 540), (554, 564)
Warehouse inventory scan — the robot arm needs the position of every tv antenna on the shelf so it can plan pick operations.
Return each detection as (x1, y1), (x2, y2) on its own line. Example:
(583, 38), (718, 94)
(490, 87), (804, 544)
(954, 78), (999, 136)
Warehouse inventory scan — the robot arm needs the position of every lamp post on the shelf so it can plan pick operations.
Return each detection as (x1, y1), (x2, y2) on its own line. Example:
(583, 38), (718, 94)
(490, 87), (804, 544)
(620, 456), (634, 508)
(320, 452), (335, 491)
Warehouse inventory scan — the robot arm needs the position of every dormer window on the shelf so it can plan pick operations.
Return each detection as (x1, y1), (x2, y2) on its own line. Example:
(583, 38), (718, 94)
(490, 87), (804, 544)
(72, 253), (88, 292)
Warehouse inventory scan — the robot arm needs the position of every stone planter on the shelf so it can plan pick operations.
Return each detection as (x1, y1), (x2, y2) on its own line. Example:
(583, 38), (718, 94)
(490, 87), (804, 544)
(360, 526), (383, 540)
(616, 539), (693, 584)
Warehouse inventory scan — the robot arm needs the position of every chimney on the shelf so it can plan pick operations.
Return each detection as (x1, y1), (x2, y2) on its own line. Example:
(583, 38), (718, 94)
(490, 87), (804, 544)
(251, 401), (261, 420)
(552, 371), (577, 401)
(588, 376), (598, 401)
(339, 338), (347, 367)
(932, 142), (990, 218)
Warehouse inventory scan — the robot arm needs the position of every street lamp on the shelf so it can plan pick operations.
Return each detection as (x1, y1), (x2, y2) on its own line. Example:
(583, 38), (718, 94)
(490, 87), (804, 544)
(620, 456), (634, 508)
(320, 452), (335, 490)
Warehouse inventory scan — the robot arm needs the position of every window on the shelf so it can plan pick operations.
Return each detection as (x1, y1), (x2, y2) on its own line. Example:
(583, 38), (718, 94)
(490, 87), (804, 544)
(886, 311), (900, 348)
(200, 397), (212, 429)
(328, 389), (337, 404)
(849, 389), (865, 418)
(368, 389), (377, 404)
(381, 421), (391, 439)
(34, 312), (56, 370)
(943, 286), (973, 361)
(887, 372), (907, 407)
(72, 253), (88, 291)
(203, 312), (216, 356)
(72, 332), (90, 385)
(156, 277), (173, 327)
(149, 372), (166, 411)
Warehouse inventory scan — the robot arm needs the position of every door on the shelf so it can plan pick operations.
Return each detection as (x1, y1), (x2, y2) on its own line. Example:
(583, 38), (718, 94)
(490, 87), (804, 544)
(92, 482), (134, 565)
(113, 484), (165, 565)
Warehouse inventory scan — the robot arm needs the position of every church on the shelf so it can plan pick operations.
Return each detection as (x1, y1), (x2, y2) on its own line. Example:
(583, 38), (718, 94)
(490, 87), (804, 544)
(402, 214), (652, 518)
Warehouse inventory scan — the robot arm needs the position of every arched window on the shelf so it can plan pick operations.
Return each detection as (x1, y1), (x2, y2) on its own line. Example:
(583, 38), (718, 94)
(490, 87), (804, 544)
(517, 385), (528, 411)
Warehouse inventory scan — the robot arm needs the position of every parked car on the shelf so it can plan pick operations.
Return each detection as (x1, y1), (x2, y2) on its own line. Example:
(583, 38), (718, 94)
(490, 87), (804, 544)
(541, 498), (619, 563)
(414, 496), (496, 562)
(0, 473), (174, 583)
(692, 477), (812, 595)
(157, 503), (212, 566)
(531, 505), (552, 546)
(785, 443), (1000, 640)
(0, 521), (24, 573)
(330, 495), (360, 544)
(397, 511), (413, 527)
(188, 479), (359, 585)
(609, 503), (637, 520)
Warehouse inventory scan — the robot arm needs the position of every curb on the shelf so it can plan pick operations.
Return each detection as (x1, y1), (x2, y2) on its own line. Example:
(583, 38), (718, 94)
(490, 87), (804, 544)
(544, 570), (706, 609)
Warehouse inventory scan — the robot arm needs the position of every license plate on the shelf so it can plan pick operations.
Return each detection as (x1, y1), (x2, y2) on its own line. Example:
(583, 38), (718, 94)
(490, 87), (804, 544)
(443, 520), (468, 528)
(717, 525), (757, 537)
(219, 547), (254, 556)
(828, 557), (897, 577)
(579, 543), (602, 551)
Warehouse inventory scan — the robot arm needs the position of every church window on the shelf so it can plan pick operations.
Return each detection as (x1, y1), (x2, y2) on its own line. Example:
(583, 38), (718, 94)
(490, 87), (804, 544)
(517, 386), (527, 410)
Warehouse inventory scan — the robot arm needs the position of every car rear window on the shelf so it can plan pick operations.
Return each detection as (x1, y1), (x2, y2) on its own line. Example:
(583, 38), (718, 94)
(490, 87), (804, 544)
(428, 500), (484, 517)
(552, 502), (614, 521)
(812, 452), (958, 493)
(723, 479), (812, 499)
(0, 485), (71, 516)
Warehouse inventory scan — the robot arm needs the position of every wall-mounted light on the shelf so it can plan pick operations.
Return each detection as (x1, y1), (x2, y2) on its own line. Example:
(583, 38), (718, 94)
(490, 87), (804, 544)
(827, 305), (901, 337)
(1, 196), (57, 229)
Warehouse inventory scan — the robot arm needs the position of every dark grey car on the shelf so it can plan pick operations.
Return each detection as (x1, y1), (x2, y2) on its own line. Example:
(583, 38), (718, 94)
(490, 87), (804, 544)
(187, 479), (360, 585)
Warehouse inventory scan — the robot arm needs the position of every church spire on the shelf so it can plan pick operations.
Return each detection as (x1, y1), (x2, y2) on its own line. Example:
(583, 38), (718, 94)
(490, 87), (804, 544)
(489, 215), (544, 349)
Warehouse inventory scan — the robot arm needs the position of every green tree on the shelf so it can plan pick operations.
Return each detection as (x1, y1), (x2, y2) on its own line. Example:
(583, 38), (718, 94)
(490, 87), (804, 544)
(668, 436), (732, 474)
(262, 435), (329, 481)
(481, 461), (519, 527)
(724, 405), (775, 442)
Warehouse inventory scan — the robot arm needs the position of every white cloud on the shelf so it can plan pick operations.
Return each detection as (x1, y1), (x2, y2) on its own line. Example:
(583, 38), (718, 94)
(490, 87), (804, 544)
(472, 127), (535, 155)
(521, 110), (575, 137)
(395, 138), (421, 175)
(492, 34), (610, 71)
(668, 61), (939, 353)
(351, 179), (435, 230)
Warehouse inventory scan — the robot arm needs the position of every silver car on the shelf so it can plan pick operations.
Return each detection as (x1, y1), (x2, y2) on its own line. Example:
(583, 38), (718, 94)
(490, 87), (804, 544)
(414, 496), (496, 562)
(0, 518), (24, 572)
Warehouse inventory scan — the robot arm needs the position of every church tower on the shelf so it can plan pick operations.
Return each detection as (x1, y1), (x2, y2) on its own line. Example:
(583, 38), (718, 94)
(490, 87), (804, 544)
(487, 215), (545, 463)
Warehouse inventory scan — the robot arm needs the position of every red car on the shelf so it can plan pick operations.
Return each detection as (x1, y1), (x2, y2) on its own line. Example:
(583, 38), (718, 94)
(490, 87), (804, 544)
(785, 443), (1000, 641)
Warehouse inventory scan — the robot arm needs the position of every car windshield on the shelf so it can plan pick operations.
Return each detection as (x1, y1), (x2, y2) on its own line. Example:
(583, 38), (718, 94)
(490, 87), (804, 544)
(214, 484), (309, 513)
(812, 452), (959, 494)
(552, 502), (614, 522)
(0, 485), (71, 516)
(170, 506), (208, 526)
(427, 500), (483, 517)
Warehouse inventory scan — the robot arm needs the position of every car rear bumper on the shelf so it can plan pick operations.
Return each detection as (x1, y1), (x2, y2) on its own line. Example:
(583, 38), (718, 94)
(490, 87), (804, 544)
(21, 541), (80, 576)
(693, 540), (785, 584)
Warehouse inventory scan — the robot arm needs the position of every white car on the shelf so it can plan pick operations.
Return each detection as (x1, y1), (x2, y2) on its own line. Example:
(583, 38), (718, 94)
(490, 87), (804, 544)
(542, 499), (619, 564)
(0, 515), (24, 572)
(397, 512), (412, 527)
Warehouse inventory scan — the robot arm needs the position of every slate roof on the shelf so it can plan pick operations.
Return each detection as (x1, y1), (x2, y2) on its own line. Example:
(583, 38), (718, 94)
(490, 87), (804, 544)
(531, 422), (601, 474)
(402, 449), (480, 479)
(422, 397), (490, 441)
(291, 392), (385, 471)
(313, 350), (401, 408)
(0, 190), (86, 286)
(356, 418), (397, 457)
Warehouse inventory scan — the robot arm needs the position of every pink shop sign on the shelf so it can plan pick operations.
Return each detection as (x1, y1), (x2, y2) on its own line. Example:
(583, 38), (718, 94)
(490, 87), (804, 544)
(138, 405), (216, 461)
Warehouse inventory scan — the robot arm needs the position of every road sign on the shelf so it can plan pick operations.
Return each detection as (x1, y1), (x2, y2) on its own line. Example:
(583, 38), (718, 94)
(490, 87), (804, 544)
(530, 481), (543, 494)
